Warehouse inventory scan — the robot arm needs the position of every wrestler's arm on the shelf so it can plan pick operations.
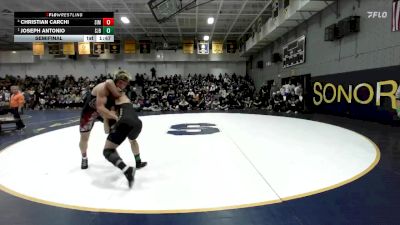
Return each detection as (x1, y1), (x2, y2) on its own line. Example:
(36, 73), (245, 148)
(105, 79), (123, 98)
(104, 94), (130, 133)
(103, 105), (116, 134)
(96, 91), (118, 120)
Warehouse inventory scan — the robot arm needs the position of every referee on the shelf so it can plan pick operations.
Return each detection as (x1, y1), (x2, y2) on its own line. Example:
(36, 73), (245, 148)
(9, 86), (25, 130)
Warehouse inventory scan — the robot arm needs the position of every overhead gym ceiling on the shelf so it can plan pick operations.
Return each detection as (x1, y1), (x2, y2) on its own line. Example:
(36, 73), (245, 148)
(0, 0), (272, 50)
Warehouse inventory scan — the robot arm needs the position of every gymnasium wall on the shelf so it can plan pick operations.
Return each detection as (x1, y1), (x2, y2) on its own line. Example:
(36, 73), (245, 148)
(0, 60), (245, 79)
(248, 0), (400, 122)
(0, 50), (246, 78)
(249, 0), (400, 89)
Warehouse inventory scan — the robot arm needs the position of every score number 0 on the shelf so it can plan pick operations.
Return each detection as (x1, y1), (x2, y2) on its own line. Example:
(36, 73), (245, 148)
(103, 18), (114, 26)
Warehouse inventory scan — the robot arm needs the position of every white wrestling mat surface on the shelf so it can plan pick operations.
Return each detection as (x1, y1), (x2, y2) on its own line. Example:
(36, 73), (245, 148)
(0, 113), (379, 213)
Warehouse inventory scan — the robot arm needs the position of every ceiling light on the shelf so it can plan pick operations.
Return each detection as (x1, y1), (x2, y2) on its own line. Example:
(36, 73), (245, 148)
(207, 17), (214, 25)
(12, 51), (16, 54)
(121, 16), (130, 24)
(203, 35), (209, 41)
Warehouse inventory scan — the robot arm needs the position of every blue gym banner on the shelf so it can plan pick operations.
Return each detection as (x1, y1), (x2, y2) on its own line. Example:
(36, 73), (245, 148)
(311, 65), (400, 122)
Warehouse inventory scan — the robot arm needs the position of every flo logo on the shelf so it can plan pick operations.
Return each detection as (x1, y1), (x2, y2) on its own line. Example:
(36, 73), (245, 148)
(167, 123), (220, 135)
(367, 11), (388, 19)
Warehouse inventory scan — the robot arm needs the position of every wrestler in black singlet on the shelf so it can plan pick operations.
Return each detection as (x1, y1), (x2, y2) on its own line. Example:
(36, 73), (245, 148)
(107, 103), (142, 145)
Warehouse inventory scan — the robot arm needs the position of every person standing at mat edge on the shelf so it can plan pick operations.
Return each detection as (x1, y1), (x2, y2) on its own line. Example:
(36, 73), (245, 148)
(9, 86), (25, 130)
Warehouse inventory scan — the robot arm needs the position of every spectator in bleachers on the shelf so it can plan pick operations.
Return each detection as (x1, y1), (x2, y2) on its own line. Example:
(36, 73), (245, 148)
(244, 96), (253, 109)
(259, 84), (269, 107)
(197, 94), (206, 110)
(286, 91), (301, 114)
(211, 97), (220, 110)
(289, 81), (296, 93)
(142, 99), (152, 111)
(179, 97), (189, 111)
(149, 102), (162, 112)
(279, 85), (285, 97)
(253, 96), (262, 109)
(0, 73), (307, 115)
(295, 82), (303, 97)
(273, 91), (284, 112)
(3, 87), (10, 102)
(0, 91), (4, 107)
(282, 81), (291, 96)
(228, 93), (242, 109)
(204, 96), (212, 110)
(219, 98), (229, 111)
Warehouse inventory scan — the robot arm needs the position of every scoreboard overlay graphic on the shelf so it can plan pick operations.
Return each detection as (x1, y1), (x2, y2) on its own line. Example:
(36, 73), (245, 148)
(14, 12), (114, 42)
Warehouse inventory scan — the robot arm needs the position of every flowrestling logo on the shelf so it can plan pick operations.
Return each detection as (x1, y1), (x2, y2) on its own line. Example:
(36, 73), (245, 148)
(367, 11), (388, 19)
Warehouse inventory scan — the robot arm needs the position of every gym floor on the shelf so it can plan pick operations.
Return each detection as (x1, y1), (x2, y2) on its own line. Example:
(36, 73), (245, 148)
(0, 109), (399, 225)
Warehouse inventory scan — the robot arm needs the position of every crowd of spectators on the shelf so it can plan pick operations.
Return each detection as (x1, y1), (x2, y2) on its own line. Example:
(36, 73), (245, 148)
(0, 72), (304, 113)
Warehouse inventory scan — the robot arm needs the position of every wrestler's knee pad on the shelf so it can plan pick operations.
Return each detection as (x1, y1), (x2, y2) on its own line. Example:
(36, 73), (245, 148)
(103, 148), (115, 158)
(103, 148), (121, 165)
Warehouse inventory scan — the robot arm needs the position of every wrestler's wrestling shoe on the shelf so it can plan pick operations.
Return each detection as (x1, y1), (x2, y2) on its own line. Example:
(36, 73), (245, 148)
(136, 161), (148, 169)
(81, 158), (88, 169)
(124, 167), (136, 188)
